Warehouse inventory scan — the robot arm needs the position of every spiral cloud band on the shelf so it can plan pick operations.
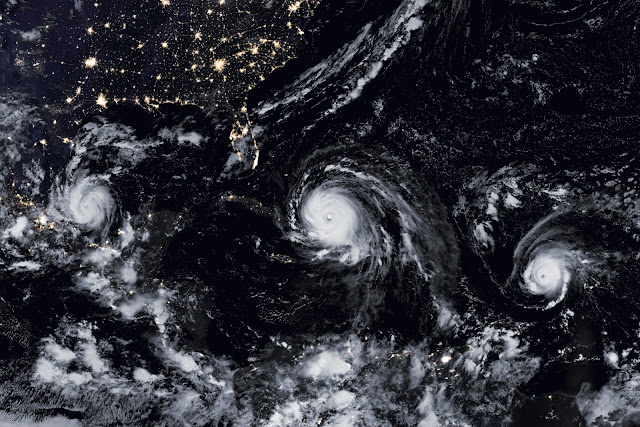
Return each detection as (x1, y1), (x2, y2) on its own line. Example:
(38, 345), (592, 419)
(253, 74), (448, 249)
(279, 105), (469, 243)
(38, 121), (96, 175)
(522, 244), (572, 303)
(507, 210), (592, 313)
(282, 149), (459, 332)
(48, 171), (116, 236)
(300, 186), (362, 250)
(67, 176), (115, 232)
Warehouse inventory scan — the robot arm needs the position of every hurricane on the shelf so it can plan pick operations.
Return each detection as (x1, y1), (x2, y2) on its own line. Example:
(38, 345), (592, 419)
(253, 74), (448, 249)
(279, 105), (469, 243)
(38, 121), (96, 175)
(66, 174), (115, 231)
(48, 171), (116, 237)
(506, 209), (592, 313)
(297, 186), (364, 258)
(281, 147), (460, 335)
(522, 246), (570, 299)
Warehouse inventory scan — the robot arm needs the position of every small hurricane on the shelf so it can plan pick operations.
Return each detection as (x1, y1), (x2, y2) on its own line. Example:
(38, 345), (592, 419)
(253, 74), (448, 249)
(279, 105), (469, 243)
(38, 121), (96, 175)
(48, 170), (116, 238)
(65, 173), (115, 232)
(522, 244), (571, 299)
(508, 210), (591, 312)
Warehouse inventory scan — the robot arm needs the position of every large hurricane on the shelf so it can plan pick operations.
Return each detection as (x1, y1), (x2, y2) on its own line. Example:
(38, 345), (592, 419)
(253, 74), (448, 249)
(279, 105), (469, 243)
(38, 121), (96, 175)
(281, 147), (460, 335)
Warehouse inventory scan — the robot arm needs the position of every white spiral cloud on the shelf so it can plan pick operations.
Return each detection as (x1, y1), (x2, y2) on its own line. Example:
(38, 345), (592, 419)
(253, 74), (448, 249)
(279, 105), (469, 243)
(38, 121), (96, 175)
(511, 212), (586, 310)
(285, 154), (453, 281)
(288, 167), (387, 266)
(49, 171), (116, 235)
(281, 151), (458, 334)
(300, 187), (361, 248)
(522, 247), (571, 301)
(67, 176), (115, 231)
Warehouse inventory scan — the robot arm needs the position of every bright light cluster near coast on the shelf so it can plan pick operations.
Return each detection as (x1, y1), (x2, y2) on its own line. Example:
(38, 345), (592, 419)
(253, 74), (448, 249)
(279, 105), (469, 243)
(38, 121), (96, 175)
(54, 0), (319, 152)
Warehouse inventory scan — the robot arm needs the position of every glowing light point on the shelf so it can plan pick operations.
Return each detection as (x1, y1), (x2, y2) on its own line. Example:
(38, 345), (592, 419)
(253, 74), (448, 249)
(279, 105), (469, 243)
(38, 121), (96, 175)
(213, 58), (226, 72)
(288, 1), (301, 13)
(84, 57), (97, 68)
(96, 94), (108, 108)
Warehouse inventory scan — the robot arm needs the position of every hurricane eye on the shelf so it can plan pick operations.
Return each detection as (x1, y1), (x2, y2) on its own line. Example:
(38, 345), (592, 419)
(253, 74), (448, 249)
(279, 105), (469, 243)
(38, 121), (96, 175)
(522, 252), (568, 299)
(299, 187), (360, 248)
(534, 259), (563, 287)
